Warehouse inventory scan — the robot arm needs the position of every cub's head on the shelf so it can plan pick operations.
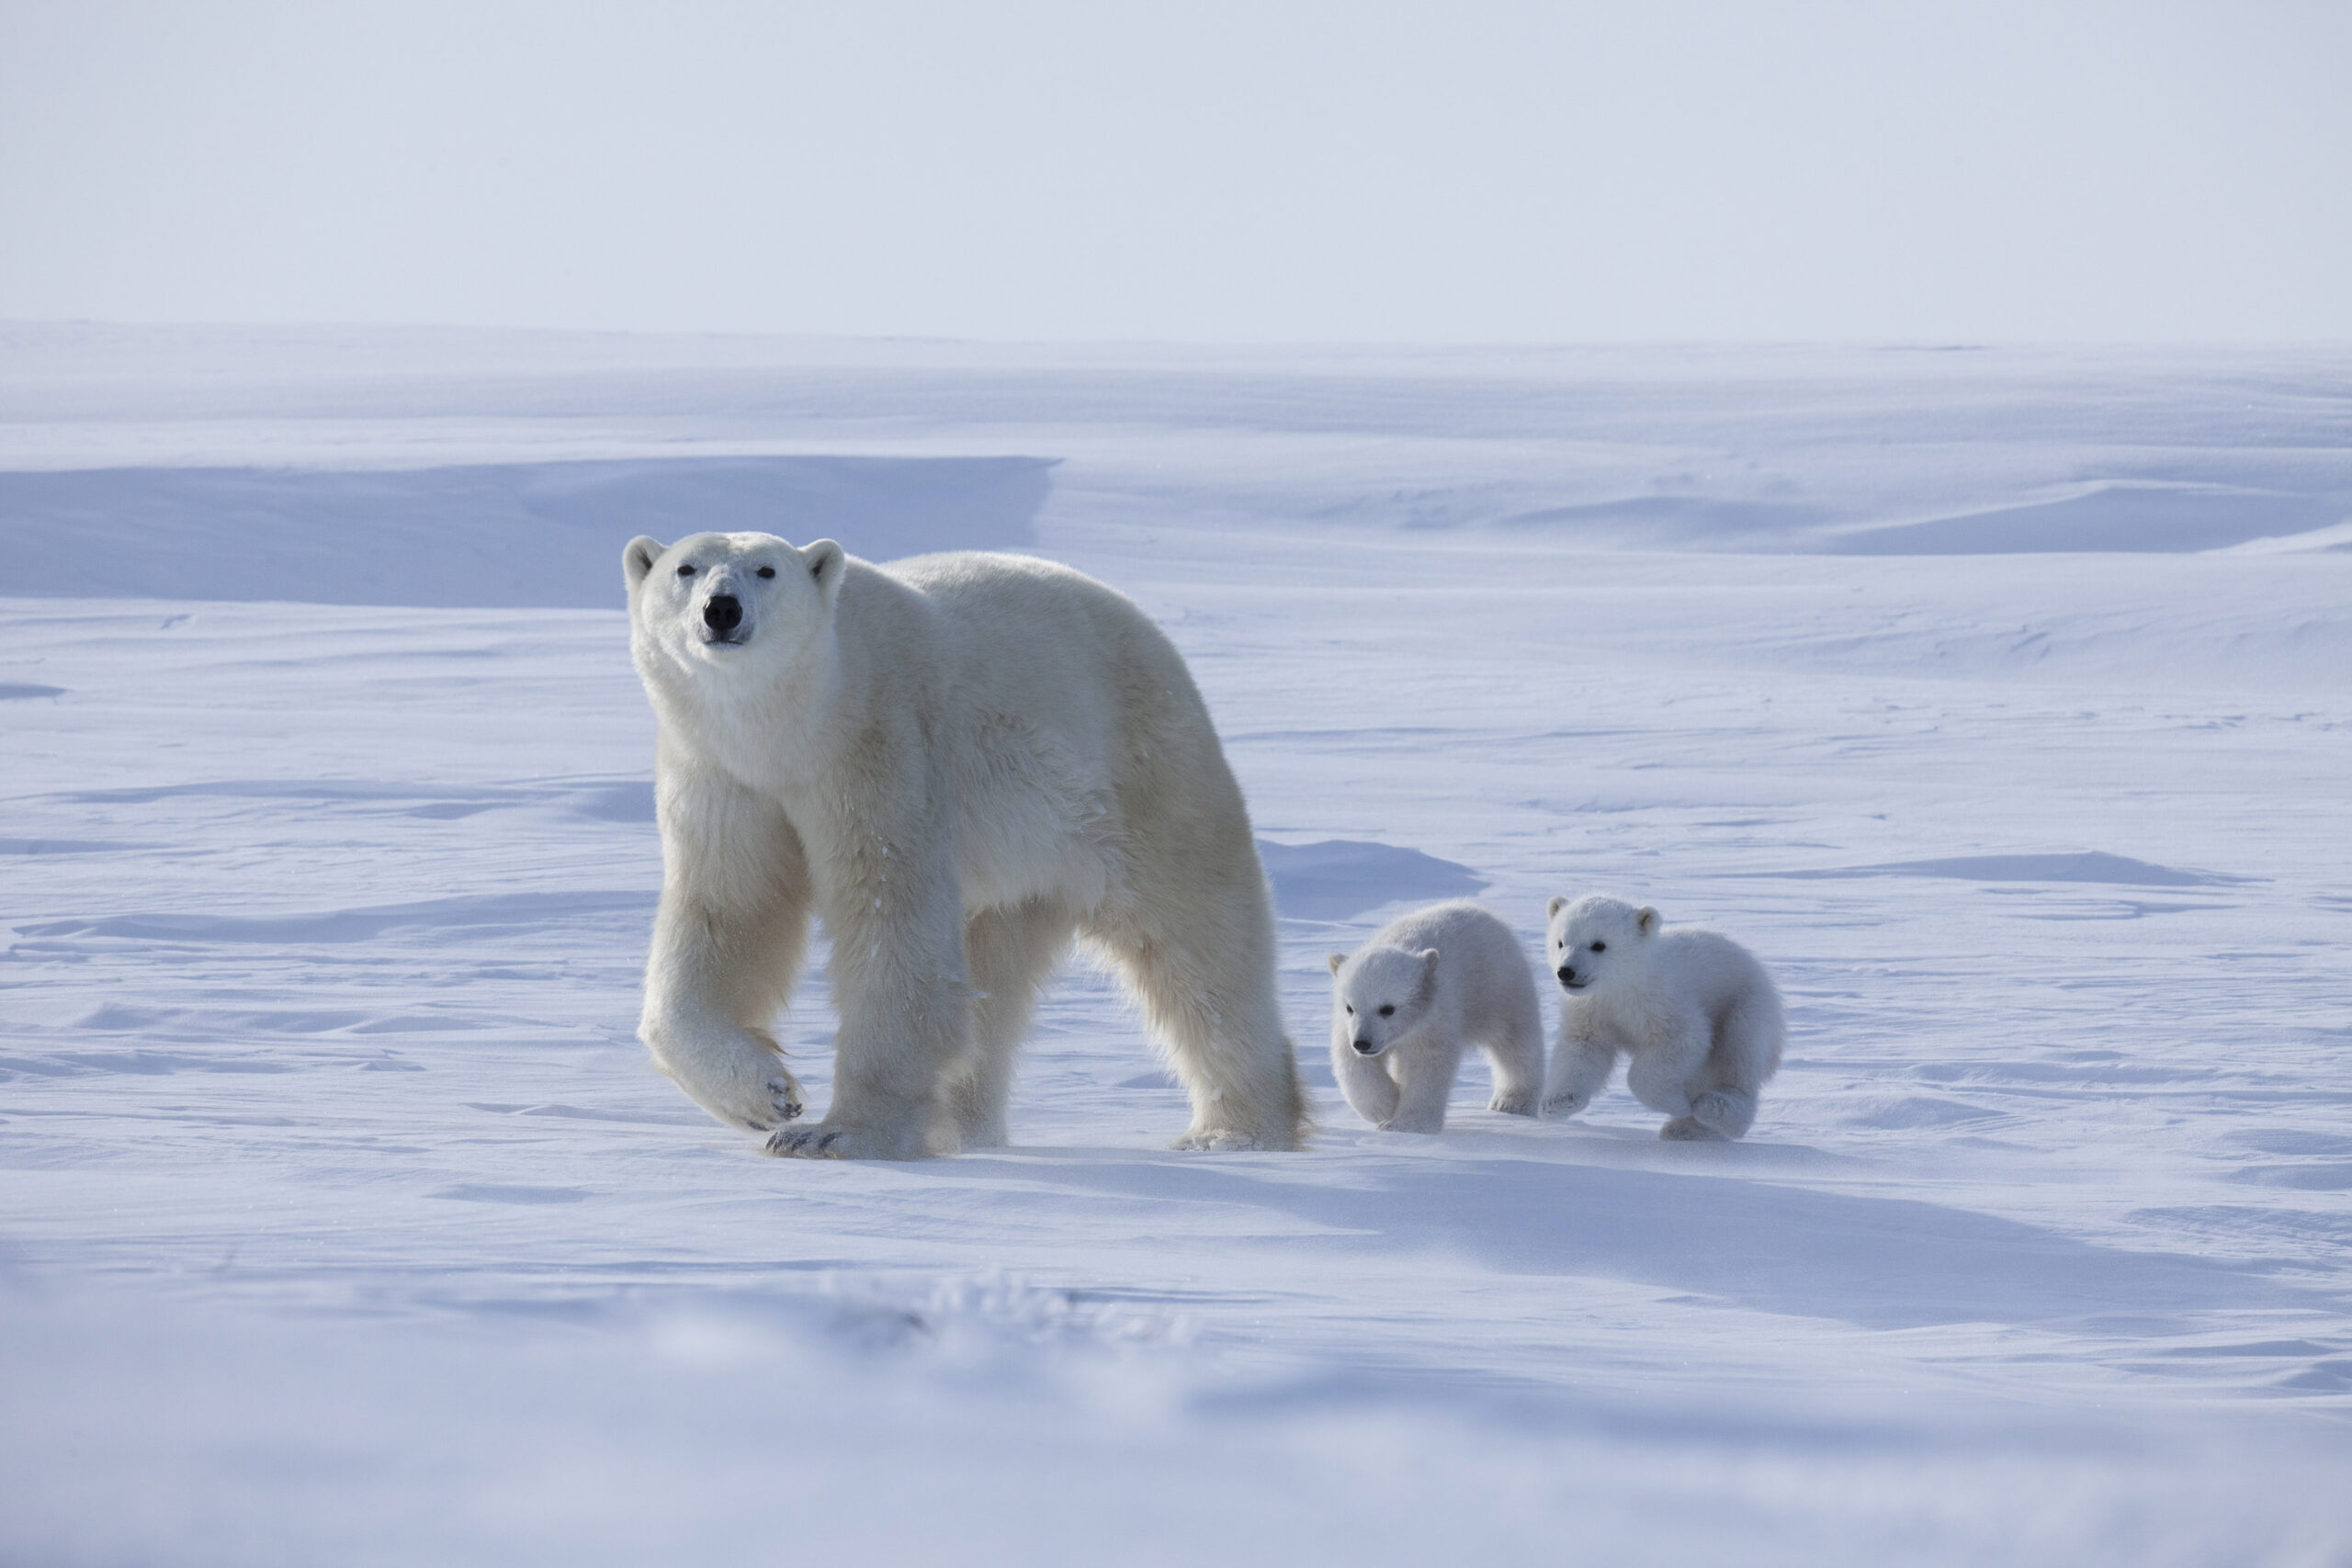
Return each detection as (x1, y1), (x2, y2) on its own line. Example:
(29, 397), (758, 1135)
(624, 531), (845, 673)
(1326, 944), (1440, 1057)
(1545, 895), (1657, 994)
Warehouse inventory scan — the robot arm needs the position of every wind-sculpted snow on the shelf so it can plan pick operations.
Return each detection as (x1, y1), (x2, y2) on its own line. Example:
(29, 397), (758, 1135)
(0, 455), (1054, 605)
(1257, 838), (1486, 921)
(3, 331), (2350, 1562)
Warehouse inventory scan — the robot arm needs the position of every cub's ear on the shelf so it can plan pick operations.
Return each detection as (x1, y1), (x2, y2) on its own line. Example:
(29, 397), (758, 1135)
(623, 536), (667, 591)
(1327, 952), (1349, 977)
(802, 538), (846, 607)
(1546, 895), (1566, 919)
(1637, 906), (1659, 934)
(1419, 947), (1441, 968)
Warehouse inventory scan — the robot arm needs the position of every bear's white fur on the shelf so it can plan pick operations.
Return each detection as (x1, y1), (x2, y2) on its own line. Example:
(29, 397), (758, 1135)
(1540, 896), (1783, 1141)
(1327, 900), (1544, 1134)
(625, 531), (1306, 1159)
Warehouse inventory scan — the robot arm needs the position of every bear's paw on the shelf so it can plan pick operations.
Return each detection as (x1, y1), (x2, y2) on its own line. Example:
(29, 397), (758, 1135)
(1170, 1127), (1290, 1153)
(764, 1121), (928, 1161)
(1659, 1115), (1730, 1142)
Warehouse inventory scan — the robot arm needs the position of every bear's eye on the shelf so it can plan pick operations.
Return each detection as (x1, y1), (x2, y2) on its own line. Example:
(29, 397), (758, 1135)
(1589, 941), (1606, 953)
(756, 566), (775, 579)
(1378, 1004), (1395, 1017)
(676, 564), (696, 578)
(1343, 1004), (1353, 1015)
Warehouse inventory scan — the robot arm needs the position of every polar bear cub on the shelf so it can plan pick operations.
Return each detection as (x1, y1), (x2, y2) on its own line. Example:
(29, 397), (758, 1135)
(1327, 901), (1545, 1134)
(1541, 896), (1783, 1141)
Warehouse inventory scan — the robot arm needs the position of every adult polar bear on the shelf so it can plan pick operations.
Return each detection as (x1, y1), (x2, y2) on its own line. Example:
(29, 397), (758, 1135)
(624, 530), (1307, 1159)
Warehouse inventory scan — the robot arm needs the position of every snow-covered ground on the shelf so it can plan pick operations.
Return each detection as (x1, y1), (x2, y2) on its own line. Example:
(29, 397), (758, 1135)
(4, 324), (2349, 1564)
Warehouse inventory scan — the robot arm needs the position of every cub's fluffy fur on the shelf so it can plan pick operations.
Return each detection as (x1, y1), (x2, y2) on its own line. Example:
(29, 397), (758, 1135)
(1328, 900), (1544, 1134)
(1541, 896), (1782, 1141)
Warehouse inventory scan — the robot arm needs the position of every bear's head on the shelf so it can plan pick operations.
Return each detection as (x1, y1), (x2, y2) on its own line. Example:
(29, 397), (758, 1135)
(1545, 895), (1657, 994)
(1326, 943), (1440, 1057)
(624, 531), (845, 676)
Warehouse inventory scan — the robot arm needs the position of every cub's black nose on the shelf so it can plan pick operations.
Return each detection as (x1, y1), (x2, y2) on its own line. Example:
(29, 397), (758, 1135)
(704, 594), (742, 632)
(1555, 966), (1576, 985)
(1351, 1037), (1375, 1055)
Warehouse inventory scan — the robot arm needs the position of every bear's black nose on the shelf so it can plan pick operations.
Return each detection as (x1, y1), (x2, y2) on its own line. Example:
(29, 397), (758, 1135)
(704, 594), (742, 633)
(1555, 966), (1576, 985)
(1351, 1037), (1375, 1055)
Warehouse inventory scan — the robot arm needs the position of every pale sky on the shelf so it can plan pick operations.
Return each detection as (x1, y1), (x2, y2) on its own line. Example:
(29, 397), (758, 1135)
(3, 0), (2346, 343)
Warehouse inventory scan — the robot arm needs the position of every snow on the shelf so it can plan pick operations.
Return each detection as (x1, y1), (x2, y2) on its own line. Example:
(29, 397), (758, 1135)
(3, 323), (2349, 1563)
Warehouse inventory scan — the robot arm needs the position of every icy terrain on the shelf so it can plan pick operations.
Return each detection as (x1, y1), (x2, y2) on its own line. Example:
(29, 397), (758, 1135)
(3, 325), (2349, 1563)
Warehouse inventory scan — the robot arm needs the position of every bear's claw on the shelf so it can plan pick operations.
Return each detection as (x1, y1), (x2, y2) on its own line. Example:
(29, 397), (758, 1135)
(763, 1122), (927, 1160)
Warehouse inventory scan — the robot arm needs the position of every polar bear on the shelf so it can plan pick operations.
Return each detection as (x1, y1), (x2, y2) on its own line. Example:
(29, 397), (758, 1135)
(1540, 896), (1782, 1141)
(624, 531), (1306, 1159)
(1327, 901), (1544, 1134)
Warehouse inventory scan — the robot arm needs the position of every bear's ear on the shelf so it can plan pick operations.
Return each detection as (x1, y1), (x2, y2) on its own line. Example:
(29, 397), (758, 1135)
(1546, 895), (1566, 919)
(1637, 906), (1659, 935)
(1327, 952), (1348, 976)
(802, 538), (846, 607)
(1419, 947), (1441, 969)
(623, 536), (666, 591)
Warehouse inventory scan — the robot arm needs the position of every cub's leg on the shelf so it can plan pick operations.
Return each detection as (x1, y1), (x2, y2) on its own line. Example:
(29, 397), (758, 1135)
(639, 768), (811, 1134)
(1483, 980), (1545, 1116)
(1541, 1032), (1617, 1119)
(1623, 1012), (1711, 1123)
(1382, 1038), (1461, 1134)
(1333, 1038), (1402, 1128)
(1659, 1115), (1731, 1142)
(1689, 1086), (1758, 1140)
(945, 897), (1073, 1150)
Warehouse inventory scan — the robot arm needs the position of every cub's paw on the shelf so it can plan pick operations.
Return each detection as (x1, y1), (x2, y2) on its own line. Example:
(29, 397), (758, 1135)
(1489, 1089), (1538, 1117)
(763, 1122), (923, 1161)
(1540, 1090), (1589, 1119)
(1659, 1116), (1729, 1142)
(1170, 1127), (1283, 1152)
(1690, 1090), (1749, 1137)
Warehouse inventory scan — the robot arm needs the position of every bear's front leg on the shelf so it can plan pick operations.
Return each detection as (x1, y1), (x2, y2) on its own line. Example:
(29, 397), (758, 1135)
(766, 810), (968, 1161)
(1541, 1030), (1616, 1119)
(1333, 1032), (1402, 1128)
(639, 767), (813, 1134)
(1381, 1038), (1460, 1134)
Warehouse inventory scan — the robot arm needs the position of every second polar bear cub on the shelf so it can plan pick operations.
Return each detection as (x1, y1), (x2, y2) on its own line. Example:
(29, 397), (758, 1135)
(1328, 901), (1545, 1134)
(1542, 896), (1783, 1141)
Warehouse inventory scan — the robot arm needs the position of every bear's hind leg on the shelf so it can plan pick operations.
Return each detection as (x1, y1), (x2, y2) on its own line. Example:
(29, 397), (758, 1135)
(1484, 984), (1545, 1116)
(1089, 875), (1305, 1152)
(1660, 1114), (1730, 1142)
(1689, 1086), (1757, 1140)
(947, 898), (1073, 1150)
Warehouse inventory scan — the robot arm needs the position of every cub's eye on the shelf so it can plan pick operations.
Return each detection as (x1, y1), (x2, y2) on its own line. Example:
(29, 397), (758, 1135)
(1589, 942), (1605, 953)
(676, 564), (696, 578)
(1377, 1004), (1395, 1017)
(1343, 1004), (1353, 1014)
(756, 566), (775, 579)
